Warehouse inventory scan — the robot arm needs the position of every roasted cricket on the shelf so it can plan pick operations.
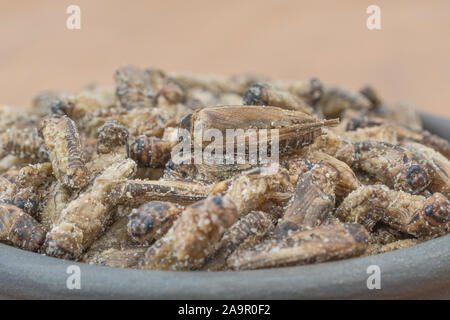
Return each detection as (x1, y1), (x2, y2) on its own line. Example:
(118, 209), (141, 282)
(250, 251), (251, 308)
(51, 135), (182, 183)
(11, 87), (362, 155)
(114, 65), (166, 110)
(127, 135), (173, 168)
(227, 223), (370, 270)
(0, 128), (48, 162)
(275, 161), (340, 236)
(212, 165), (292, 216)
(270, 78), (323, 108)
(97, 120), (129, 154)
(181, 105), (339, 154)
(309, 136), (432, 195)
(140, 195), (238, 270)
(127, 201), (182, 244)
(45, 159), (136, 259)
(40, 115), (87, 189)
(337, 185), (449, 239)
(319, 85), (372, 118)
(345, 114), (450, 158)
(202, 210), (275, 271)
(401, 142), (450, 198)
(0, 202), (46, 252)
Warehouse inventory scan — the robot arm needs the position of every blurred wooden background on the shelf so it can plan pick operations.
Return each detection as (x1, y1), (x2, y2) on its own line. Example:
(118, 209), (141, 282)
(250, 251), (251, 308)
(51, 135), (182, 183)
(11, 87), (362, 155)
(1, 0), (449, 117)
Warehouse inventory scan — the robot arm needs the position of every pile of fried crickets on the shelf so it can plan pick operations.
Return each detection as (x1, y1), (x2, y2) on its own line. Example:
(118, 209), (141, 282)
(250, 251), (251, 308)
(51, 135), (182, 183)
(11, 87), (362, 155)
(0, 65), (448, 270)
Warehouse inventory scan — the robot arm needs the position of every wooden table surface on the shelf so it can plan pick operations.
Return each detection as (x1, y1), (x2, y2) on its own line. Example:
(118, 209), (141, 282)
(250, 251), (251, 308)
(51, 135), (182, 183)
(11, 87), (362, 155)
(1, 0), (449, 117)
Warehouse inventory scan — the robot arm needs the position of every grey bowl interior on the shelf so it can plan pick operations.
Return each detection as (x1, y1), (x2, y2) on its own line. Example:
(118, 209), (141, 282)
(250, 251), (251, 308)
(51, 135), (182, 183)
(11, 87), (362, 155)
(1, 112), (449, 299)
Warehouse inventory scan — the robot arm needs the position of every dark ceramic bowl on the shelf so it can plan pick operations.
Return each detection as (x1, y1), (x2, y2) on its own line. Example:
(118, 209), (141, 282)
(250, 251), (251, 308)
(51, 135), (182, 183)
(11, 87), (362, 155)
(1, 113), (449, 299)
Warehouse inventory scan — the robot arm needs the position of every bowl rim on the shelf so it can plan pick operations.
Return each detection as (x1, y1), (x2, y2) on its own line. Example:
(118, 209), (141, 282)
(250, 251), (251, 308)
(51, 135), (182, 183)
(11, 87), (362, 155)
(1, 112), (449, 299)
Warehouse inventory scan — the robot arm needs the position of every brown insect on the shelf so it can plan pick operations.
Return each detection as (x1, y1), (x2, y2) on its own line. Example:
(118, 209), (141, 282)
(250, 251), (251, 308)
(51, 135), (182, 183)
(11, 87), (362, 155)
(319, 85), (372, 118)
(1, 166), (45, 217)
(227, 223), (370, 270)
(376, 101), (423, 131)
(114, 65), (167, 110)
(97, 121), (129, 154)
(302, 151), (361, 197)
(346, 115), (450, 159)
(332, 141), (432, 195)
(82, 121), (130, 183)
(155, 79), (187, 106)
(44, 159), (137, 259)
(40, 115), (88, 190)
(31, 90), (71, 116)
(212, 166), (292, 216)
(0, 128), (48, 161)
(139, 195), (238, 270)
(81, 83), (115, 109)
(79, 103), (174, 138)
(50, 95), (103, 121)
(181, 105), (339, 154)
(153, 79), (190, 121)
(270, 77), (323, 108)
(127, 201), (182, 244)
(9, 187), (41, 217)
(17, 162), (53, 189)
(337, 185), (449, 239)
(359, 85), (382, 109)
(0, 105), (40, 134)
(242, 83), (314, 114)
(0, 202), (46, 252)
(170, 104), (338, 182)
(86, 152), (127, 183)
(275, 153), (360, 236)
(420, 130), (450, 159)
(275, 161), (339, 236)
(127, 135), (173, 168)
(202, 210), (275, 271)
(108, 107), (174, 138)
(402, 142), (450, 198)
